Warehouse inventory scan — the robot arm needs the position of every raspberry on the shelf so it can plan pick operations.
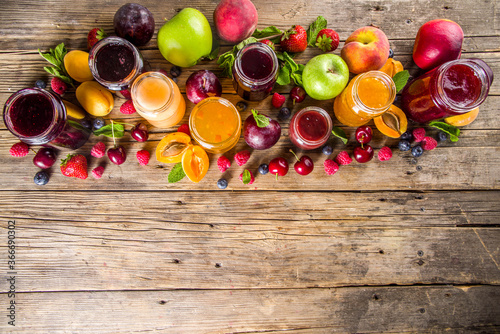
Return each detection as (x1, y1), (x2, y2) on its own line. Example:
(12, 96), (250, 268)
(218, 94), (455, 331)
(378, 146), (392, 161)
(91, 142), (106, 158)
(119, 89), (131, 99)
(177, 124), (191, 137)
(91, 166), (105, 179)
(51, 77), (67, 95)
(9, 142), (29, 157)
(421, 136), (438, 151)
(120, 100), (136, 114)
(335, 151), (352, 165)
(271, 92), (286, 109)
(234, 150), (251, 166)
(412, 128), (426, 142)
(324, 159), (339, 175)
(136, 150), (150, 166)
(239, 170), (255, 185)
(217, 155), (231, 172)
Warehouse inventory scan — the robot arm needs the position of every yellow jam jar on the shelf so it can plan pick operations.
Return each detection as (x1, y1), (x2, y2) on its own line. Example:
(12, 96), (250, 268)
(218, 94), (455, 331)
(131, 71), (186, 128)
(189, 97), (241, 154)
(333, 71), (396, 127)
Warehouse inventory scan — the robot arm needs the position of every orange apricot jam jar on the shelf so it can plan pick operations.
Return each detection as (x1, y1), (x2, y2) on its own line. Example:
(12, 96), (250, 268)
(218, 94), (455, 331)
(334, 71), (396, 127)
(131, 71), (186, 128)
(189, 97), (241, 154)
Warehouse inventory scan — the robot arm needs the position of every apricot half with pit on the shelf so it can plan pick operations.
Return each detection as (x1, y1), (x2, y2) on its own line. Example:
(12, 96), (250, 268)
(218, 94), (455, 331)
(156, 132), (192, 164)
(378, 58), (404, 78)
(374, 104), (408, 138)
(182, 145), (209, 183)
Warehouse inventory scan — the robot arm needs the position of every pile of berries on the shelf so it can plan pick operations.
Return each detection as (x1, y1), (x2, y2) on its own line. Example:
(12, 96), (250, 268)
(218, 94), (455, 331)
(398, 127), (440, 158)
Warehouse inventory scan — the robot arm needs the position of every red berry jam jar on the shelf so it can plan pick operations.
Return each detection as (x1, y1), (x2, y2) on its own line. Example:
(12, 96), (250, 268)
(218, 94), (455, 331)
(401, 58), (493, 123)
(89, 36), (144, 91)
(232, 43), (279, 101)
(289, 106), (333, 150)
(3, 88), (91, 149)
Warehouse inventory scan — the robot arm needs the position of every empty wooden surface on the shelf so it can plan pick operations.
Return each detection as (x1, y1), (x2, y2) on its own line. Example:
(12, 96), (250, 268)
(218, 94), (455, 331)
(0, 0), (499, 333)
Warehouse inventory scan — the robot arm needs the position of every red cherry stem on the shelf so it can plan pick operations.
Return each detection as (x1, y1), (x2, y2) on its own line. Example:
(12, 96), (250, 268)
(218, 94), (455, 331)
(111, 120), (116, 148)
(289, 149), (300, 162)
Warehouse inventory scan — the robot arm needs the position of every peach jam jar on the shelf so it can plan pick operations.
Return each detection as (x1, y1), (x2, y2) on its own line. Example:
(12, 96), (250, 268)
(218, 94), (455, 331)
(131, 71), (186, 129)
(189, 97), (241, 154)
(289, 106), (333, 150)
(232, 43), (279, 101)
(334, 71), (396, 127)
(89, 36), (144, 91)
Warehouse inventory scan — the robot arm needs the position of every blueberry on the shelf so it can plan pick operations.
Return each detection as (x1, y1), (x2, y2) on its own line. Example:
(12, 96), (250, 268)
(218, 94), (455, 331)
(172, 77), (178, 84)
(81, 119), (92, 130)
(258, 164), (269, 175)
(398, 140), (411, 151)
(322, 145), (333, 155)
(278, 107), (291, 121)
(401, 130), (413, 141)
(217, 178), (228, 189)
(34, 171), (49, 185)
(438, 131), (448, 142)
(35, 80), (47, 89)
(93, 117), (105, 130)
(388, 48), (394, 58)
(411, 145), (424, 158)
(236, 101), (248, 112)
(170, 66), (181, 78)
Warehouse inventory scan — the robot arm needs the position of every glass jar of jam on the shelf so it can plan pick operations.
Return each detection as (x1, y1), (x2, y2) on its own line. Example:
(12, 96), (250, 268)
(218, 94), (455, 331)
(334, 71), (396, 127)
(189, 97), (241, 154)
(289, 106), (333, 150)
(3, 88), (91, 149)
(401, 58), (493, 123)
(131, 71), (186, 129)
(232, 43), (279, 101)
(89, 36), (144, 91)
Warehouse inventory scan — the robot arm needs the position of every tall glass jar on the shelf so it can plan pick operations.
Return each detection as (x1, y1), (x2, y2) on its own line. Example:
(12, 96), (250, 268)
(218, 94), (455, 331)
(131, 72), (186, 129)
(232, 43), (279, 101)
(401, 58), (493, 123)
(289, 106), (333, 150)
(334, 71), (396, 127)
(3, 88), (90, 149)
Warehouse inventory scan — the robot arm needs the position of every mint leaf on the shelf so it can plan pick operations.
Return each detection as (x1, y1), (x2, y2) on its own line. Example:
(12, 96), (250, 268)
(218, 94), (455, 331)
(428, 121), (460, 142)
(276, 66), (291, 86)
(252, 109), (270, 128)
(252, 26), (283, 39)
(93, 123), (125, 138)
(205, 37), (220, 60)
(306, 16), (327, 47)
(242, 169), (251, 184)
(217, 37), (258, 78)
(275, 51), (304, 87)
(332, 126), (348, 144)
(39, 42), (74, 87)
(168, 163), (186, 183)
(393, 70), (410, 93)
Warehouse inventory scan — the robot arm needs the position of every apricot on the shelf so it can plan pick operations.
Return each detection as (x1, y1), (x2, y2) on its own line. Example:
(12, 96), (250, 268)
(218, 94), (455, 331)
(444, 107), (479, 127)
(156, 132), (192, 164)
(182, 145), (209, 183)
(62, 100), (86, 120)
(374, 104), (408, 138)
(213, 0), (258, 44)
(378, 58), (404, 78)
(64, 50), (94, 82)
(76, 81), (114, 116)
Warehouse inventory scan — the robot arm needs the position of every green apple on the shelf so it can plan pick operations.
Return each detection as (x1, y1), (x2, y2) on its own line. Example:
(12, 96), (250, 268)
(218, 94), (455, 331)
(302, 54), (349, 100)
(158, 8), (212, 68)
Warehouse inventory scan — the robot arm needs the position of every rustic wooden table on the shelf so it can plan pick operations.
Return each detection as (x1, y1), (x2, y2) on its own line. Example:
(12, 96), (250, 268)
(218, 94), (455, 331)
(1, 0), (499, 332)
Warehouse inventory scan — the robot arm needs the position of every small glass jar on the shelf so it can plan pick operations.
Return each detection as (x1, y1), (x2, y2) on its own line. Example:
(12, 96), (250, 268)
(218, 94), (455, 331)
(3, 88), (90, 149)
(89, 36), (144, 91)
(334, 71), (396, 127)
(131, 71), (186, 129)
(189, 97), (241, 154)
(289, 106), (333, 150)
(401, 58), (493, 123)
(232, 43), (279, 101)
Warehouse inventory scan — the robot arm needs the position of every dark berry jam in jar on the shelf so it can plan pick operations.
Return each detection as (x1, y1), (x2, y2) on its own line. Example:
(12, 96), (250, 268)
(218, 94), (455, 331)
(232, 43), (278, 101)
(3, 88), (90, 149)
(89, 36), (144, 91)
(289, 106), (333, 150)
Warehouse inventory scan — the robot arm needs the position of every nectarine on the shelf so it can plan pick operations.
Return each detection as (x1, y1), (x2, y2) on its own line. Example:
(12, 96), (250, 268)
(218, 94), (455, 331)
(214, 0), (258, 44)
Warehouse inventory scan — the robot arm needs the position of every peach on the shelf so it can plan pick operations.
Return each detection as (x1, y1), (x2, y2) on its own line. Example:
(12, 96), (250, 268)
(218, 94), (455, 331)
(413, 19), (463, 71)
(340, 26), (390, 74)
(214, 0), (258, 44)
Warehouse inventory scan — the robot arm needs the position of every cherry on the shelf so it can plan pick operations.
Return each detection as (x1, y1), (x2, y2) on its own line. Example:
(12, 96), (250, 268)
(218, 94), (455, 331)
(108, 146), (127, 165)
(355, 125), (373, 145)
(33, 147), (56, 169)
(354, 145), (374, 163)
(290, 149), (313, 176)
(269, 157), (289, 179)
(131, 123), (149, 142)
(290, 86), (306, 104)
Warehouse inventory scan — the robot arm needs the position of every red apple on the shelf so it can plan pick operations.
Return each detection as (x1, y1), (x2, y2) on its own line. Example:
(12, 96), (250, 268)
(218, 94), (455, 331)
(185, 70), (222, 104)
(413, 19), (463, 71)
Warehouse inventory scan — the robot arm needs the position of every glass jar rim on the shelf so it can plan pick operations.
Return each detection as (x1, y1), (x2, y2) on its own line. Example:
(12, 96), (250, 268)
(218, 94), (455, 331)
(131, 71), (175, 115)
(234, 43), (279, 86)
(291, 106), (333, 146)
(352, 71), (396, 115)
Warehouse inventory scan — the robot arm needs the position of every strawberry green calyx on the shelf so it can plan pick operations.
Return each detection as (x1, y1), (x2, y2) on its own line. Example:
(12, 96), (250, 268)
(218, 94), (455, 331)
(60, 153), (77, 167)
(281, 26), (298, 41)
(316, 34), (334, 52)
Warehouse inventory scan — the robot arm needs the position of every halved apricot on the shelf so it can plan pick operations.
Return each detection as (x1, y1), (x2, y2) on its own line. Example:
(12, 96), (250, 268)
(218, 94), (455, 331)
(379, 58), (404, 78)
(182, 145), (209, 183)
(374, 104), (408, 138)
(156, 132), (192, 163)
(444, 107), (479, 127)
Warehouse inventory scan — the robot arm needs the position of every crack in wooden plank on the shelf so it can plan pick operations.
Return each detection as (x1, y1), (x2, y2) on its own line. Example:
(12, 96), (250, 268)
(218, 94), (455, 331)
(473, 228), (500, 270)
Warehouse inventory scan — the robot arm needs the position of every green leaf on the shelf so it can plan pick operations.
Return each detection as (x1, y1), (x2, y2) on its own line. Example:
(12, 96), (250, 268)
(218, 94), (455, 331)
(306, 16), (327, 47)
(93, 123), (125, 138)
(252, 109), (270, 128)
(393, 70), (410, 93)
(290, 72), (303, 87)
(205, 37), (220, 60)
(428, 121), (460, 142)
(282, 52), (298, 72)
(242, 169), (251, 185)
(39, 50), (59, 67)
(276, 66), (291, 86)
(331, 126), (348, 144)
(54, 43), (67, 63)
(216, 37), (257, 78)
(168, 162), (186, 183)
(252, 26), (283, 39)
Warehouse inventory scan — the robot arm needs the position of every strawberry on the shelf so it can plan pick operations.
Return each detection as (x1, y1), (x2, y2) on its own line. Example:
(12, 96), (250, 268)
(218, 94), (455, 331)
(260, 39), (275, 50)
(316, 28), (340, 52)
(87, 28), (107, 50)
(60, 154), (88, 180)
(280, 25), (307, 53)
(272, 93), (286, 108)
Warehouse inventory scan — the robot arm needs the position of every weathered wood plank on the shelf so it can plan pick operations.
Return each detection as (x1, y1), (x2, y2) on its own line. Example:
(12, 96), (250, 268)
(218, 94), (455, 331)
(0, 286), (498, 333)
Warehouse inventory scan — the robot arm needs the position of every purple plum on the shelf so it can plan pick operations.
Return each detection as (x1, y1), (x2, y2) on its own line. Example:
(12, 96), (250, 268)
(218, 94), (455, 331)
(243, 109), (281, 150)
(185, 70), (222, 104)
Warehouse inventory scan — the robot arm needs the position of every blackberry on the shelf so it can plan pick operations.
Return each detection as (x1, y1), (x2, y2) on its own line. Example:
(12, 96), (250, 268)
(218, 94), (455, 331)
(322, 145), (333, 155)
(401, 130), (413, 141)
(438, 131), (448, 142)
(35, 79), (47, 89)
(93, 117), (105, 130)
(411, 145), (424, 158)
(258, 164), (269, 175)
(278, 107), (291, 121)
(398, 140), (411, 151)
(388, 48), (394, 58)
(34, 171), (49, 185)
(170, 66), (181, 78)
(236, 101), (247, 112)
(217, 178), (228, 189)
